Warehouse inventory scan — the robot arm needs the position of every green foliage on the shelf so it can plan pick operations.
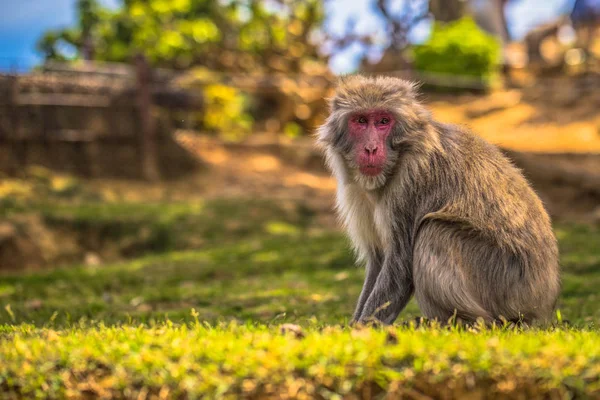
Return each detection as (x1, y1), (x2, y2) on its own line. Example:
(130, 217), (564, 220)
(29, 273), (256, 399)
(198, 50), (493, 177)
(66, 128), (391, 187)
(37, 0), (326, 71)
(37, 31), (77, 62)
(283, 121), (303, 138)
(202, 84), (253, 140)
(412, 17), (501, 86)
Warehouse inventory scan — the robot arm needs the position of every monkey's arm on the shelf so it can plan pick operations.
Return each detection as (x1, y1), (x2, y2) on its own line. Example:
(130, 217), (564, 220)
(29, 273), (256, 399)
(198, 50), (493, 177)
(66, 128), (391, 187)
(357, 249), (414, 325)
(351, 252), (383, 323)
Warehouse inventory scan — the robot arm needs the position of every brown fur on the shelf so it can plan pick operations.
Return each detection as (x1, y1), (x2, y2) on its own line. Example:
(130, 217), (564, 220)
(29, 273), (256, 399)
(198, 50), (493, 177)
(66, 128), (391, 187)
(317, 75), (560, 325)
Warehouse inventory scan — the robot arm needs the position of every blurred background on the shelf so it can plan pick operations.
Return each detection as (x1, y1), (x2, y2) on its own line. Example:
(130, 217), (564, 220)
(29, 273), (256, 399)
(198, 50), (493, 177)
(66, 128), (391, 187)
(0, 0), (599, 325)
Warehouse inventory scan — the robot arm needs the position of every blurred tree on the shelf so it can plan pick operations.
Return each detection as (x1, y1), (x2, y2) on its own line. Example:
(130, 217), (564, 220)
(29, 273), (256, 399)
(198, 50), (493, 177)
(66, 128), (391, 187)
(413, 17), (501, 87)
(377, 0), (430, 51)
(430, 0), (510, 43)
(78, 0), (102, 60)
(338, 0), (511, 74)
(327, 0), (430, 72)
(38, 31), (73, 62)
(38, 0), (103, 62)
(429, 0), (466, 22)
(468, 0), (509, 43)
(571, 0), (600, 63)
(37, 0), (326, 72)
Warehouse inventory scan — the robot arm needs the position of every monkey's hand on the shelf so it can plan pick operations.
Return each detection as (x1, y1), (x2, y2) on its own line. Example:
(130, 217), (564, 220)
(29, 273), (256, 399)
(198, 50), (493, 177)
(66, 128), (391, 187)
(358, 264), (414, 325)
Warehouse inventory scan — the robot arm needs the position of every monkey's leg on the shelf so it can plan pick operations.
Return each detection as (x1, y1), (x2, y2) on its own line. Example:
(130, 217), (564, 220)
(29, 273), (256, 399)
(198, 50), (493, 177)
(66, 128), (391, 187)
(358, 256), (414, 325)
(413, 220), (492, 323)
(351, 252), (383, 323)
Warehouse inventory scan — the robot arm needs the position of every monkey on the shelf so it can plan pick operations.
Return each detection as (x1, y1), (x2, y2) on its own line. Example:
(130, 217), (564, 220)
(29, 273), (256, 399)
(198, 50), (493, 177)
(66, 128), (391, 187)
(316, 75), (560, 325)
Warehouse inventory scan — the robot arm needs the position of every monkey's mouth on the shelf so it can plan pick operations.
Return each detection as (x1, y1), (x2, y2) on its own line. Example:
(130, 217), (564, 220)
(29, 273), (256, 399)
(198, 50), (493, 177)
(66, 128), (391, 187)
(359, 165), (383, 176)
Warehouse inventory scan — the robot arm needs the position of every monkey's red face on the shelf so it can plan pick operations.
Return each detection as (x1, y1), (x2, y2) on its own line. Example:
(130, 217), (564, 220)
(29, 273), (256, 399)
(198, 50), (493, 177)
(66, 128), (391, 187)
(348, 110), (395, 177)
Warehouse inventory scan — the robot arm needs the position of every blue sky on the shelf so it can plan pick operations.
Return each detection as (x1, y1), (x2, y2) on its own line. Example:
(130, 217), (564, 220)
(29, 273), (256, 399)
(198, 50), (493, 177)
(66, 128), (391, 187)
(0, 0), (575, 73)
(0, 0), (118, 71)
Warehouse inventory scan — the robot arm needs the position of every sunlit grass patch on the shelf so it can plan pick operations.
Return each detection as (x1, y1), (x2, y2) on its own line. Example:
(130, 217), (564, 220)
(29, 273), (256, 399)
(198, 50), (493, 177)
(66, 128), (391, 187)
(0, 322), (599, 399)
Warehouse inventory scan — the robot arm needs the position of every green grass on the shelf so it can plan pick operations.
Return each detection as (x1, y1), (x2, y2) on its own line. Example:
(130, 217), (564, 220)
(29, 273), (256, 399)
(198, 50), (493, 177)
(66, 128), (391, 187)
(1, 198), (600, 398)
(2, 323), (600, 399)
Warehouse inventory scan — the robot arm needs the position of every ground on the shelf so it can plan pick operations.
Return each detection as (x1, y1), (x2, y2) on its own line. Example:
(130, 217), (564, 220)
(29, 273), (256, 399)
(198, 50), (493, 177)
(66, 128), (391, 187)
(1, 197), (599, 327)
(1, 196), (600, 398)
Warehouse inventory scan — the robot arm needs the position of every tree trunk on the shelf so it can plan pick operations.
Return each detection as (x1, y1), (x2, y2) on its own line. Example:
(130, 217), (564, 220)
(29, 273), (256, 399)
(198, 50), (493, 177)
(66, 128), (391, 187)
(135, 54), (161, 181)
(82, 33), (95, 61)
(469, 0), (510, 42)
(429, 0), (466, 23)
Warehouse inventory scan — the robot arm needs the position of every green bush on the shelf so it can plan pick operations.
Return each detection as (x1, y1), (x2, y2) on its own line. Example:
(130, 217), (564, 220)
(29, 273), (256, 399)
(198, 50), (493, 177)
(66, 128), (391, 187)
(202, 84), (253, 141)
(412, 17), (501, 88)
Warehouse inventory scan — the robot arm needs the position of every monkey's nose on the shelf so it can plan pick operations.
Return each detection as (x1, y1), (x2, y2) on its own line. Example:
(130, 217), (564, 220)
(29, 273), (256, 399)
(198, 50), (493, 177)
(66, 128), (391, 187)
(364, 143), (378, 155)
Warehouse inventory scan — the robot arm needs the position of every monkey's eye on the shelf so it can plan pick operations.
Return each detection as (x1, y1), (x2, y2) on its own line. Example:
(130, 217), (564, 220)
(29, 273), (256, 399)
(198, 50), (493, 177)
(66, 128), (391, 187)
(380, 118), (390, 124)
(357, 116), (367, 124)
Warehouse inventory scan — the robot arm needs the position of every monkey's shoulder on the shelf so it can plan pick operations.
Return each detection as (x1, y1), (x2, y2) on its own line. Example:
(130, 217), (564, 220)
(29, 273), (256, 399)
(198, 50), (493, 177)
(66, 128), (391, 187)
(435, 123), (527, 185)
(428, 123), (553, 240)
(436, 122), (503, 158)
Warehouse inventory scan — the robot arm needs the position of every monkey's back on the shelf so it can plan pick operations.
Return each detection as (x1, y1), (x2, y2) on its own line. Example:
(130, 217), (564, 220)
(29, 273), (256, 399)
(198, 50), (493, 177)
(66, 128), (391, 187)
(416, 123), (560, 322)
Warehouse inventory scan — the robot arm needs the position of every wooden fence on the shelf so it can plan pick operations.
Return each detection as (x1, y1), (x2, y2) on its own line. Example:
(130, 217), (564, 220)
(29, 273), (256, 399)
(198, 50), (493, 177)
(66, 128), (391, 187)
(0, 57), (198, 180)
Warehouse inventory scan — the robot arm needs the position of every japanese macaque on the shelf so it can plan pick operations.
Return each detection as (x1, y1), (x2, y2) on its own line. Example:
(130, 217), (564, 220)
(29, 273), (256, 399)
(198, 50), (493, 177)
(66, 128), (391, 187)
(317, 75), (560, 325)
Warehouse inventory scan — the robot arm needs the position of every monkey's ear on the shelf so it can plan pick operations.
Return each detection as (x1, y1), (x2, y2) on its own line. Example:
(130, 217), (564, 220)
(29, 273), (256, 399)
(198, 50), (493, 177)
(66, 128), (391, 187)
(326, 95), (339, 112)
(324, 92), (334, 110)
(316, 110), (347, 147)
(315, 122), (336, 147)
(405, 80), (424, 100)
(335, 74), (353, 87)
(328, 75), (351, 111)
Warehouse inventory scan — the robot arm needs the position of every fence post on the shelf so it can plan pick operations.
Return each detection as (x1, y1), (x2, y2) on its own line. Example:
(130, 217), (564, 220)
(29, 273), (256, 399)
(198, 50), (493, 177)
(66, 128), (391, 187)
(8, 74), (25, 171)
(135, 53), (160, 181)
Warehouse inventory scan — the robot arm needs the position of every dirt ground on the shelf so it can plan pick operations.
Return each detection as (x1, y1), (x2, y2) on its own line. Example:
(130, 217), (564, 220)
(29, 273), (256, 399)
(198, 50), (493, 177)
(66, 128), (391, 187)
(427, 86), (600, 153)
